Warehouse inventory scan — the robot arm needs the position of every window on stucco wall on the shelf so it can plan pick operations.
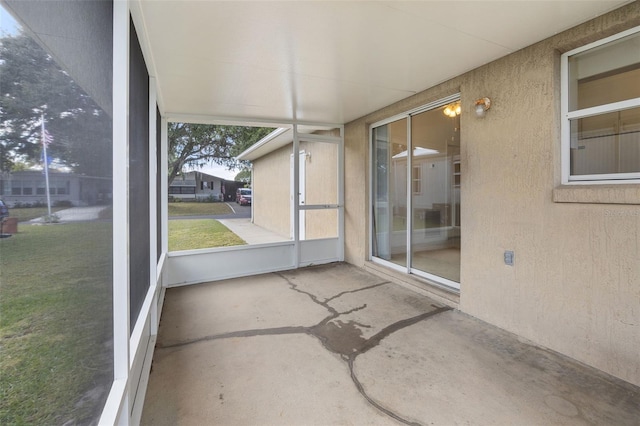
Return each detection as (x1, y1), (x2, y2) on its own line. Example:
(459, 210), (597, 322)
(561, 26), (640, 184)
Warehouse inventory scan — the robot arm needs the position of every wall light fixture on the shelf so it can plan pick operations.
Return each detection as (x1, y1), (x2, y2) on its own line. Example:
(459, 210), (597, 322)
(443, 101), (461, 118)
(475, 97), (491, 117)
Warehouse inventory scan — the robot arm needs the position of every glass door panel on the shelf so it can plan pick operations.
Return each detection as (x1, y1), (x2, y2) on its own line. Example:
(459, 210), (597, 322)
(372, 118), (408, 267)
(410, 106), (461, 282)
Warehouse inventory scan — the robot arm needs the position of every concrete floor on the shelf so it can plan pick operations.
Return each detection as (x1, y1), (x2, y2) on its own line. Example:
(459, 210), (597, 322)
(141, 263), (640, 426)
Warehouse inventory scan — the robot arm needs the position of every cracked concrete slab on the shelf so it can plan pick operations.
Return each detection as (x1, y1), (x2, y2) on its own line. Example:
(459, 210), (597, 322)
(325, 283), (444, 339)
(143, 263), (640, 425)
(142, 334), (394, 426)
(354, 310), (640, 426)
(278, 262), (388, 302)
(158, 273), (329, 347)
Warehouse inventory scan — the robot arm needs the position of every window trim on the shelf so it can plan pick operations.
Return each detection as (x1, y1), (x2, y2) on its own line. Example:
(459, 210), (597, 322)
(412, 165), (422, 195)
(560, 25), (640, 185)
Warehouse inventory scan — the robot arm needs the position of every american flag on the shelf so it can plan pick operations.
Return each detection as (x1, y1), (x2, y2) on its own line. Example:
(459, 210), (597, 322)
(43, 129), (53, 147)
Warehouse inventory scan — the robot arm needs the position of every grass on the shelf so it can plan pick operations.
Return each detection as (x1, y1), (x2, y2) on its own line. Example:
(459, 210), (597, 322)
(169, 219), (246, 251)
(7, 207), (65, 222)
(168, 202), (232, 217)
(0, 222), (113, 425)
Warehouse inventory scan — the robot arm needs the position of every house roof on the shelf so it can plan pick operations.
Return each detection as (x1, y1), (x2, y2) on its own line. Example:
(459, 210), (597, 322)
(133, 1), (630, 126)
(236, 125), (338, 161)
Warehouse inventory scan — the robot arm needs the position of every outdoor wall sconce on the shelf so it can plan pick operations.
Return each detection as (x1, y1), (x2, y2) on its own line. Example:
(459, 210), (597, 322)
(443, 101), (461, 118)
(474, 97), (491, 117)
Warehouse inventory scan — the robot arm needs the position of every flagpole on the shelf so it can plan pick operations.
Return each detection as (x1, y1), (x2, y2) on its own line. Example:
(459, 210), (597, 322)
(41, 113), (52, 218)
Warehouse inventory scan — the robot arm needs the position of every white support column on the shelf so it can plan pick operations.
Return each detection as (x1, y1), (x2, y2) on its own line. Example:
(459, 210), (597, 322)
(100, 0), (130, 424)
(148, 77), (159, 334)
(405, 117), (412, 274)
(160, 117), (169, 256)
(338, 125), (345, 261)
(250, 166), (254, 223)
(292, 125), (300, 267)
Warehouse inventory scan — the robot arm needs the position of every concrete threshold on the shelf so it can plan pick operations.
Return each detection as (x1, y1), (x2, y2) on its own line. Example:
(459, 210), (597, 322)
(142, 262), (639, 426)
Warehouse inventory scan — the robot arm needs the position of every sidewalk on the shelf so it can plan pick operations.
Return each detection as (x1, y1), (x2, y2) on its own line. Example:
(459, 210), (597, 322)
(217, 218), (288, 245)
(30, 206), (108, 223)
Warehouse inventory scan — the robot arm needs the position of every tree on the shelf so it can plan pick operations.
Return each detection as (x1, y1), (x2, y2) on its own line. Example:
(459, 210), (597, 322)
(1, 33), (270, 183)
(168, 123), (271, 185)
(234, 169), (251, 183)
(0, 33), (112, 176)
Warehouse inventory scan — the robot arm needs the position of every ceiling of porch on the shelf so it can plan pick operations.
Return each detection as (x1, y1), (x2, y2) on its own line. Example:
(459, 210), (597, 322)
(135, 1), (630, 125)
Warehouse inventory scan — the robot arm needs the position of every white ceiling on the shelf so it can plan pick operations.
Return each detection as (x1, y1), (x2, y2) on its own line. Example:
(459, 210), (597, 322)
(135, 0), (630, 125)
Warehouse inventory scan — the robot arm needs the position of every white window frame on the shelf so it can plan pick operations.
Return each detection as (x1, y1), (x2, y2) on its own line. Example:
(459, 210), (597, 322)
(560, 25), (640, 185)
(412, 165), (422, 195)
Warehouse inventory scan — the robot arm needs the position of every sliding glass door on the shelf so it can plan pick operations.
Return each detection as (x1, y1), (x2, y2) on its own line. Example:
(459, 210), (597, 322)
(371, 97), (461, 289)
(410, 106), (461, 284)
(372, 118), (408, 267)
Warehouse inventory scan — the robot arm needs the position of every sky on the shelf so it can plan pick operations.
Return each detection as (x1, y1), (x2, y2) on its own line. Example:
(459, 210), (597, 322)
(0, 5), (20, 36)
(187, 164), (240, 181)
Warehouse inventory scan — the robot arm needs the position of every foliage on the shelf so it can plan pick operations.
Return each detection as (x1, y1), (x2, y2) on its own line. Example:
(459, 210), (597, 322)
(168, 123), (271, 186)
(234, 169), (251, 183)
(168, 219), (246, 251)
(0, 223), (113, 424)
(41, 213), (60, 223)
(168, 202), (232, 217)
(53, 200), (73, 208)
(0, 33), (112, 176)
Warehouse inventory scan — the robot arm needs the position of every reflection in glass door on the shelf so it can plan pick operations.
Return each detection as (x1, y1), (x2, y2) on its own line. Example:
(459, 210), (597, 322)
(411, 106), (461, 283)
(371, 98), (461, 288)
(372, 118), (407, 268)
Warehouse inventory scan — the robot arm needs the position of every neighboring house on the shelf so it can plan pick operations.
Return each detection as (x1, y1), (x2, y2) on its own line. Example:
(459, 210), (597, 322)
(0, 170), (111, 207)
(168, 171), (230, 201)
(238, 128), (340, 240)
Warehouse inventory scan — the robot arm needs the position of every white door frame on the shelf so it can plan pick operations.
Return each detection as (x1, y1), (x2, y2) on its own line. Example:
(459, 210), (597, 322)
(291, 151), (307, 240)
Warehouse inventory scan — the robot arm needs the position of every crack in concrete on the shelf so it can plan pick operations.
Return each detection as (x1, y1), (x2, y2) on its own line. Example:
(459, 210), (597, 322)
(324, 281), (391, 303)
(275, 271), (391, 310)
(355, 306), (450, 356)
(276, 271), (339, 315)
(346, 306), (452, 426)
(348, 357), (423, 426)
(157, 326), (308, 349)
(156, 271), (452, 426)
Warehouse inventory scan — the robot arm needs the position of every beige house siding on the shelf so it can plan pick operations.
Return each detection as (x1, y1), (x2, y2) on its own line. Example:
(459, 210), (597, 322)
(252, 144), (291, 239)
(344, 2), (640, 387)
(300, 139), (339, 239)
(252, 133), (339, 240)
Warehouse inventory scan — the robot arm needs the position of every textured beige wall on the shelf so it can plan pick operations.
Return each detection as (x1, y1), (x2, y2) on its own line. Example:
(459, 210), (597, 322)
(252, 145), (291, 239)
(301, 140), (339, 239)
(252, 134), (339, 240)
(344, 2), (640, 386)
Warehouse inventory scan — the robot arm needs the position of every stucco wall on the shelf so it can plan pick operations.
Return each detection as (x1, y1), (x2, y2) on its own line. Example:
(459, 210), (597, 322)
(252, 145), (291, 238)
(344, 2), (640, 386)
(300, 140), (338, 239)
(252, 134), (339, 240)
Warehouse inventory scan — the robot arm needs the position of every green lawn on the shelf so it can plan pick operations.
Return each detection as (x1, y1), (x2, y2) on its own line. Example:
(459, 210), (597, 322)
(168, 202), (232, 217)
(169, 219), (246, 251)
(0, 223), (113, 425)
